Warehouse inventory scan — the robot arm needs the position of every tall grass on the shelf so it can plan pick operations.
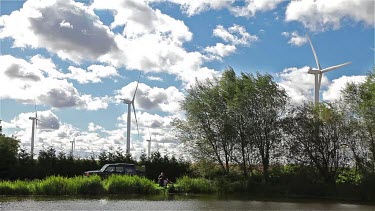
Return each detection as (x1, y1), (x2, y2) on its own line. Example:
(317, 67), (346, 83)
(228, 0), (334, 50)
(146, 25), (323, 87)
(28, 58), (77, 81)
(175, 176), (217, 193)
(0, 180), (31, 195)
(104, 175), (158, 194)
(0, 175), (157, 196)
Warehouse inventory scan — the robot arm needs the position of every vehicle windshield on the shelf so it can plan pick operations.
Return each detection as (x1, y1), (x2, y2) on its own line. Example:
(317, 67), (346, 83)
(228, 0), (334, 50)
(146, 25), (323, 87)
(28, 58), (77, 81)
(100, 164), (109, 172)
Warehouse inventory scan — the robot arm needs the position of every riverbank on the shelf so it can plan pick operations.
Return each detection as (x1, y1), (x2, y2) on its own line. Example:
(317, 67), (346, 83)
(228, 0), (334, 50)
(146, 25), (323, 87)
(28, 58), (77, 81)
(0, 175), (374, 203)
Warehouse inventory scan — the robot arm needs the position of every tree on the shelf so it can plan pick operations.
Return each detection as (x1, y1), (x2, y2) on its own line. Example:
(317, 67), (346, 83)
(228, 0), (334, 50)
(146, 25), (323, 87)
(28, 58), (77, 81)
(176, 74), (236, 174)
(0, 120), (3, 137)
(175, 68), (288, 182)
(342, 69), (375, 175)
(237, 72), (288, 182)
(0, 136), (19, 179)
(284, 103), (350, 184)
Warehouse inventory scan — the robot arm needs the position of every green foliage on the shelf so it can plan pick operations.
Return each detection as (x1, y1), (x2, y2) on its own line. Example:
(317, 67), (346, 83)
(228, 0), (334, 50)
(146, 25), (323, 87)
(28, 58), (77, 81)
(0, 180), (30, 195)
(341, 69), (375, 178)
(142, 151), (191, 182)
(176, 68), (288, 182)
(176, 176), (216, 193)
(336, 168), (362, 185)
(0, 175), (157, 196)
(104, 175), (158, 194)
(0, 136), (19, 179)
(283, 103), (350, 184)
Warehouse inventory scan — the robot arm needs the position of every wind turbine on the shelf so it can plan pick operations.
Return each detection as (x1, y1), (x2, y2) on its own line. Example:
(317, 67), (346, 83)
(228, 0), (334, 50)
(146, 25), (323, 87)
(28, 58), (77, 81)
(29, 102), (40, 160)
(121, 73), (141, 154)
(70, 137), (76, 157)
(0, 120), (3, 136)
(146, 127), (152, 159)
(306, 33), (351, 105)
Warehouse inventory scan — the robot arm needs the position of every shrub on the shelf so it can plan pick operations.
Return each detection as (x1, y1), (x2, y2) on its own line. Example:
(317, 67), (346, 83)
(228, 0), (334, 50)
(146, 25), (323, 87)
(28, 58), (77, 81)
(176, 176), (216, 193)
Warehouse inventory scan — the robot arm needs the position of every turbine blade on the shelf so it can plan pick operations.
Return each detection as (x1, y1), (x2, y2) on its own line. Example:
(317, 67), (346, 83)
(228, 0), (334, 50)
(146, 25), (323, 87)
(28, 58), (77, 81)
(318, 73), (322, 90)
(148, 127), (151, 141)
(132, 103), (139, 137)
(132, 72), (141, 102)
(306, 33), (321, 70)
(34, 99), (38, 129)
(321, 62), (351, 73)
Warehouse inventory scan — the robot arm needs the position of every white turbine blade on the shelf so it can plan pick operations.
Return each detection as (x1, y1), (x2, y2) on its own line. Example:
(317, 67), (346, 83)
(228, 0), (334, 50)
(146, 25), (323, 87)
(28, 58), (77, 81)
(321, 62), (351, 73)
(318, 73), (322, 90)
(34, 100), (38, 129)
(132, 73), (141, 102)
(132, 103), (139, 137)
(148, 127), (151, 141)
(306, 33), (321, 70)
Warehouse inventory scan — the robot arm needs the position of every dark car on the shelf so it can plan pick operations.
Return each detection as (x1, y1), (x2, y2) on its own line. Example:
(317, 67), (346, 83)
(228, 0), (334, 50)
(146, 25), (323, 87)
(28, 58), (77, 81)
(84, 163), (137, 177)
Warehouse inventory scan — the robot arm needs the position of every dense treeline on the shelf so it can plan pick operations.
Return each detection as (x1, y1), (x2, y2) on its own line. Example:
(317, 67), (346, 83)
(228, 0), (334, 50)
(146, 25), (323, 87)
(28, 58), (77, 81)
(174, 67), (375, 199)
(0, 136), (190, 182)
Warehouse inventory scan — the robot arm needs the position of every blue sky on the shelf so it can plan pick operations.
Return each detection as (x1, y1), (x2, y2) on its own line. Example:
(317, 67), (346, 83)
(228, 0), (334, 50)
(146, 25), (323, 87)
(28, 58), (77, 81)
(0, 0), (374, 159)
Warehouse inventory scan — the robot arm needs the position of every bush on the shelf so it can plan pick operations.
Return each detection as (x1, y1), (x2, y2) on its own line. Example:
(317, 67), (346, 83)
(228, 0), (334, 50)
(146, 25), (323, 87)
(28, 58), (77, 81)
(176, 176), (216, 193)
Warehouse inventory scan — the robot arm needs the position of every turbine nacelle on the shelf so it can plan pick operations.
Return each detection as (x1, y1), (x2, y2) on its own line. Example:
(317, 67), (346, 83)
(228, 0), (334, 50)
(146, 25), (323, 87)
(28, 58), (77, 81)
(120, 98), (132, 104)
(307, 68), (321, 74)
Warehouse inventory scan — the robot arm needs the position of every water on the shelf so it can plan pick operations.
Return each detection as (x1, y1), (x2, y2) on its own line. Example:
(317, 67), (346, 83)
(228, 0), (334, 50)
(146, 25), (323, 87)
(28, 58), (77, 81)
(0, 195), (374, 210)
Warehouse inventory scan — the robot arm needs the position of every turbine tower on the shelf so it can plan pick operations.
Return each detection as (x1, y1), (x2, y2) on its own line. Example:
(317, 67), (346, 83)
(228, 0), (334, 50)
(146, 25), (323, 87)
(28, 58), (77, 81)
(306, 33), (351, 105)
(0, 120), (3, 136)
(146, 127), (152, 158)
(70, 137), (76, 157)
(29, 102), (40, 160)
(121, 73), (141, 154)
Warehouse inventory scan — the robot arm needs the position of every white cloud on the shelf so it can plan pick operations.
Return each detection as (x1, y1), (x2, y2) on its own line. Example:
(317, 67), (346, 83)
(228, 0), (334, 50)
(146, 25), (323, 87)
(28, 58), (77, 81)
(277, 66), (329, 105)
(158, 0), (234, 16)
(59, 20), (73, 29)
(66, 65), (119, 84)
(29, 55), (66, 79)
(0, 0), (119, 63)
(204, 43), (236, 58)
(285, 0), (375, 31)
(6, 110), (60, 131)
(116, 82), (185, 114)
(0, 55), (109, 110)
(323, 75), (366, 102)
(88, 122), (103, 132)
(92, 0), (219, 87)
(213, 24), (258, 46)
(148, 0), (282, 17)
(282, 31), (308, 47)
(92, 0), (192, 44)
(102, 33), (219, 88)
(229, 0), (283, 17)
(146, 75), (163, 82)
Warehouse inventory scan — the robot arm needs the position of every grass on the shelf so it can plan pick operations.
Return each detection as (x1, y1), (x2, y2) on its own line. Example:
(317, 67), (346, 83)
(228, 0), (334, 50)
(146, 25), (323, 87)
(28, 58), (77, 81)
(104, 175), (158, 194)
(0, 175), (158, 196)
(0, 175), (222, 196)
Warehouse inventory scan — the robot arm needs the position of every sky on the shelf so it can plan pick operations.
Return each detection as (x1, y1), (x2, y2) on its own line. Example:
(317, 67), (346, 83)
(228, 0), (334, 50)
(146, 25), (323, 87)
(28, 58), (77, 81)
(0, 0), (374, 159)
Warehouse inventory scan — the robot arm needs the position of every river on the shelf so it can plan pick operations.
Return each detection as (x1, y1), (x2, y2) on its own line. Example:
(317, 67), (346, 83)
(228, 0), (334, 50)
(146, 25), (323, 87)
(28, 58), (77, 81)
(0, 195), (374, 210)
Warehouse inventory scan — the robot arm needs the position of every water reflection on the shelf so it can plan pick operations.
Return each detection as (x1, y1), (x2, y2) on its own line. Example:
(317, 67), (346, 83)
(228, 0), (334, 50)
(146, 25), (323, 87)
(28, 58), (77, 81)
(0, 195), (374, 210)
